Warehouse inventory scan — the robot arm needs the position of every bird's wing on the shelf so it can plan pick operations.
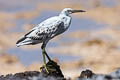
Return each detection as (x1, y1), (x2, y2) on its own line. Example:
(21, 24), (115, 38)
(24, 16), (63, 40)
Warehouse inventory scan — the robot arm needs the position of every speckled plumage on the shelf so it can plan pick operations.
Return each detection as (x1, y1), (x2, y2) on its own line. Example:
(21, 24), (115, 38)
(16, 8), (73, 47)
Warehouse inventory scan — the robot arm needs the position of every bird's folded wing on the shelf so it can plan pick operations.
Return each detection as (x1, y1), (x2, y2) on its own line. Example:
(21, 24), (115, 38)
(24, 19), (63, 40)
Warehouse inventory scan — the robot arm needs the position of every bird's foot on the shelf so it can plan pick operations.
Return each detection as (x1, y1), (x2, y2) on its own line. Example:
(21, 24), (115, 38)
(40, 60), (64, 77)
(44, 65), (49, 73)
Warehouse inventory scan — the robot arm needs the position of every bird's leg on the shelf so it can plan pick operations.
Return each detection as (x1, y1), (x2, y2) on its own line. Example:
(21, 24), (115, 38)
(44, 50), (51, 61)
(41, 43), (51, 73)
(41, 43), (51, 61)
(42, 48), (49, 73)
(41, 44), (48, 73)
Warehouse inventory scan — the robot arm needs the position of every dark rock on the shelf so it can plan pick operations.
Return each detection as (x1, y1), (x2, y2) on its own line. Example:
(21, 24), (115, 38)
(40, 60), (64, 78)
(104, 75), (112, 79)
(79, 69), (94, 78)
(0, 60), (65, 80)
(2, 61), (120, 80)
(78, 68), (120, 80)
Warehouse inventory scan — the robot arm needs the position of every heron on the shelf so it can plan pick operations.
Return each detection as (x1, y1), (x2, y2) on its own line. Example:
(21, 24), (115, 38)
(16, 8), (86, 73)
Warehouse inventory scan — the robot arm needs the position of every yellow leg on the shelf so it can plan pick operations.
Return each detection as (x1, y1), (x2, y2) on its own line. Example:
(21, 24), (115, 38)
(42, 48), (49, 73)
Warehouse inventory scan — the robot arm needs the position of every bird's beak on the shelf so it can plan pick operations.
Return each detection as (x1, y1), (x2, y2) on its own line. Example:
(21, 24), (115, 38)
(71, 10), (86, 13)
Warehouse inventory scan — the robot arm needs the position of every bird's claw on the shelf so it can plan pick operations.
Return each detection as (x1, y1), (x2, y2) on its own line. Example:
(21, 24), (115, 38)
(44, 65), (49, 73)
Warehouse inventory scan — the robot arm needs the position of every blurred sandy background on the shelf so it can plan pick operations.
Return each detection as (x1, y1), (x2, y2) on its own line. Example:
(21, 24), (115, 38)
(0, 0), (120, 79)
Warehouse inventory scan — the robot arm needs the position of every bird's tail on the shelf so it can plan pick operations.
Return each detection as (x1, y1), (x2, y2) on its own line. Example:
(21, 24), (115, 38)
(16, 36), (32, 47)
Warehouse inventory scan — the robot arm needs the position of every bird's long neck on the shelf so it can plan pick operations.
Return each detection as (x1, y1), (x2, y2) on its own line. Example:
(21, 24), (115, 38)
(59, 14), (72, 29)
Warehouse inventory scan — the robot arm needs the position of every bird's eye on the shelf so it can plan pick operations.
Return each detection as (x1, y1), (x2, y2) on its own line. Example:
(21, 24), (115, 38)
(68, 10), (71, 12)
(63, 17), (65, 19)
(67, 10), (72, 14)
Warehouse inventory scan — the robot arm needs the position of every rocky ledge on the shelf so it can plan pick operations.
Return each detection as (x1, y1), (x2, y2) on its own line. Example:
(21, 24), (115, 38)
(0, 60), (120, 80)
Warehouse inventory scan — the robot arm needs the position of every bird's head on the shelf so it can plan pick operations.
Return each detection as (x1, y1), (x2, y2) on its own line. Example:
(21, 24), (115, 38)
(60, 8), (86, 16)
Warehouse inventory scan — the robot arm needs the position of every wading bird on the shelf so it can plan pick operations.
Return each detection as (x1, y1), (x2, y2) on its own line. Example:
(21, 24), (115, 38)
(16, 8), (86, 73)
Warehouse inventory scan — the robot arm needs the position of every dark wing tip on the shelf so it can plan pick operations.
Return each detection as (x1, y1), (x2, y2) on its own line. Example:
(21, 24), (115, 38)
(16, 36), (26, 44)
